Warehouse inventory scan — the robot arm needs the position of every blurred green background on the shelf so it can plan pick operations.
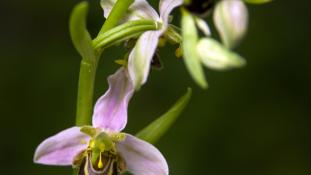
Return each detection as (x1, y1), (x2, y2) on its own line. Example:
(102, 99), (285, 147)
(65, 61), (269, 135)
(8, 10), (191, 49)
(0, 0), (310, 174)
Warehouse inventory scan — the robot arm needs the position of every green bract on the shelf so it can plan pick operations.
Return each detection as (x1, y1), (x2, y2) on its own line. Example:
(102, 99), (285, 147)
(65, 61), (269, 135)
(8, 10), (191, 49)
(136, 88), (192, 144)
(181, 9), (208, 89)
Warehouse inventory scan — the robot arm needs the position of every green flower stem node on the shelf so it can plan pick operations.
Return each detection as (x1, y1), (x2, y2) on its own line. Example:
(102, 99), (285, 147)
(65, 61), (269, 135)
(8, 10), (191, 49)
(244, 0), (273, 4)
(69, 1), (96, 62)
(181, 8), (207, 89)
(98, 0), (135, 35)
(76, 60), (97, 126)
(136, 88), (192, 144)
(93, 20), (160, 50)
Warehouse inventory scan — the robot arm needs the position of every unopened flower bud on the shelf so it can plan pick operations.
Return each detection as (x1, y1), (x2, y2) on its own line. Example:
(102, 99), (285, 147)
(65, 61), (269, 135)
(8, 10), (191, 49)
(214, 0), (248, 48)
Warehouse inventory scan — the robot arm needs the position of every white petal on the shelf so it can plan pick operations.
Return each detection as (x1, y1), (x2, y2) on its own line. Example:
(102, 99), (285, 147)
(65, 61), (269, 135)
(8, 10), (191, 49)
(34, 127), (89, 166)
(117, 134), (168, 175)
(159, 0), (183, 28)
(92, 68), (134, 132)
(128, 31), (162, 89)
(128, 0), (160, 21)
(213, 0), (248, 48)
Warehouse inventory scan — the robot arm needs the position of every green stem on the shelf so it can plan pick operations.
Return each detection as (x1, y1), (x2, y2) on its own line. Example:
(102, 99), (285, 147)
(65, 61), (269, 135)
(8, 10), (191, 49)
(93, 20), (160, 50)
(98, 0), (134, 35)
(76, 59), (98, 126)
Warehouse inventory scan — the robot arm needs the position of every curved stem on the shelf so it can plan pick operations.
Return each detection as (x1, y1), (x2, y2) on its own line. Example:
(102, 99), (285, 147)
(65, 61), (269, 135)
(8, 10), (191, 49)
(75, 0), (135, 127)
(93, 20), (160, 50)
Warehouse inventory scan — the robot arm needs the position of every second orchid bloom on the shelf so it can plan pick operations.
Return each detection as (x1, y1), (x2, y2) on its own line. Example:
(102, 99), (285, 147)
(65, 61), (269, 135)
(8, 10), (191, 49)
(100, 0), (266, 89)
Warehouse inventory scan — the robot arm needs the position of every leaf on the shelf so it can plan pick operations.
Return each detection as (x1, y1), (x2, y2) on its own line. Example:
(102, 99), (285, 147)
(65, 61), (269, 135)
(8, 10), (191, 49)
(136, 88), (192, 144)
(69, 1), (95, 61)
(181, 9), (208, 89)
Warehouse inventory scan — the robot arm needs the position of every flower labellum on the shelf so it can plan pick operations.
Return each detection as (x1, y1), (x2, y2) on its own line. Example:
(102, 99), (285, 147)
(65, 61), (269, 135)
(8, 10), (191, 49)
(214, 0), (248, 48)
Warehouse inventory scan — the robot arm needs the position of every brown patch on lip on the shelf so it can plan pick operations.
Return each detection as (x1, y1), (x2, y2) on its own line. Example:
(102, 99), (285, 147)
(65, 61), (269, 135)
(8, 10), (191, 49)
(76, 151), (126, 175)
(78, 158), (86, 175)
(73, 150), (87, 168)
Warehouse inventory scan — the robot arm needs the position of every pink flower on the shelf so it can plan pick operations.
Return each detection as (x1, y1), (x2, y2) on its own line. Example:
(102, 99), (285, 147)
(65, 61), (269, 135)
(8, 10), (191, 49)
(34, 68), (168, 175)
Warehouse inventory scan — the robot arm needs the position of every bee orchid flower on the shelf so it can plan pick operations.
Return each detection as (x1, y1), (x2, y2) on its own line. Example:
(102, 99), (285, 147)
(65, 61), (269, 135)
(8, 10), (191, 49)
(34, 68), (168, 175)
(101, 0), (183, 90)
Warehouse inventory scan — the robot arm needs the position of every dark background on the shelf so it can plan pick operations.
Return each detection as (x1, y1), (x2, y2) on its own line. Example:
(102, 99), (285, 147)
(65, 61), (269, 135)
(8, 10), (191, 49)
(0, 0), (310, 174)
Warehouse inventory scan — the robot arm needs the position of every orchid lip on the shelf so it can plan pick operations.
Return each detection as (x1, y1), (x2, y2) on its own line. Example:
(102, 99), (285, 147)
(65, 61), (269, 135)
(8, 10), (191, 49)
(75, 149), (126, 175)
(73, 130), (127, 175)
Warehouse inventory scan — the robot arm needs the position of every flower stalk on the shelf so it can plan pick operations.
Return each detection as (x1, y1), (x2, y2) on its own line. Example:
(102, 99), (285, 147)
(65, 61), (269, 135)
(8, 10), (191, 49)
(98, 0), (135, 35)
(76, 59), (98, 126)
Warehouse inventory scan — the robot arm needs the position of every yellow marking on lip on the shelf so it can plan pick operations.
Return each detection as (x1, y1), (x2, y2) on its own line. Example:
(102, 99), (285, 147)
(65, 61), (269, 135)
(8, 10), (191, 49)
(98, 153), (104, 169)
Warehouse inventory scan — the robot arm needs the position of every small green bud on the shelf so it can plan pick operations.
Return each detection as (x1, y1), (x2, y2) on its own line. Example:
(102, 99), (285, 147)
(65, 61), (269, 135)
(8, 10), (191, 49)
(181, 8), (208, 89)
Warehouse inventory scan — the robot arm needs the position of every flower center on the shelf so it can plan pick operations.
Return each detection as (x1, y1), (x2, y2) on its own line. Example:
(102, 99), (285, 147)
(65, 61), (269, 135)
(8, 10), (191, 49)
(77, 151), (125, 175)
(75, 128), (126, 175)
